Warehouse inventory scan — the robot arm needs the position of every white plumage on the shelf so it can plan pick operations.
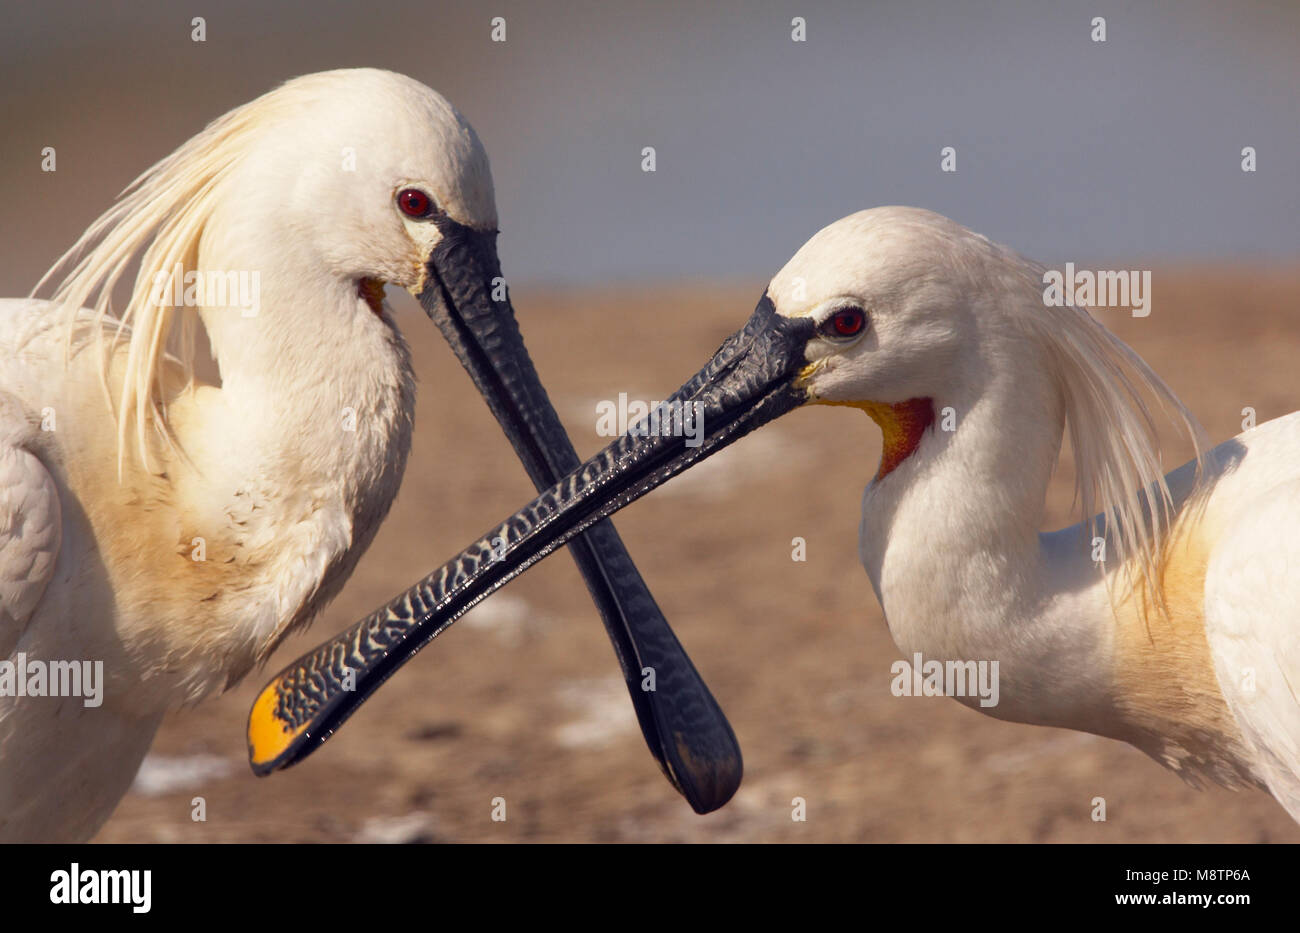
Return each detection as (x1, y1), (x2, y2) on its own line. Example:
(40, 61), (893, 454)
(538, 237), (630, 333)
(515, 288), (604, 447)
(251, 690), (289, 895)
(770, 208), (1300, 820)
(0, 69), (498, 841)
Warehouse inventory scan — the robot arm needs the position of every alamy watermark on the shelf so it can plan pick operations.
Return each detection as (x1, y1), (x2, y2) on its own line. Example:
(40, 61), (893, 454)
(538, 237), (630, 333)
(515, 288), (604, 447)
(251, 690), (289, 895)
(148, 263), (261, 317)
(1042, 263), (1151, 317)
(0, 653), (103, 707)
(596, 393), (704, 447)
(890, 652), (999, 708)
(50, 863), (150, 913)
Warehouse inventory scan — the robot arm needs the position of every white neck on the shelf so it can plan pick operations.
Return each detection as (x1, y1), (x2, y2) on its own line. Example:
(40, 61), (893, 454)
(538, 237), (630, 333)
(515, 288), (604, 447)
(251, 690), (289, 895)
(192, 224), (412, 492)
(858, 355), (1122, 733)
(163, 230), (416, 677)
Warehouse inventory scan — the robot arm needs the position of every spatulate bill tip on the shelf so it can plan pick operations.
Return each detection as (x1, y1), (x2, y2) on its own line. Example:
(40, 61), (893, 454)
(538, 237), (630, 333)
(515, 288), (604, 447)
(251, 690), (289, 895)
(677, 756), (744, 815)
(662, 727), (743, 814)
(246, 678), (310, 775)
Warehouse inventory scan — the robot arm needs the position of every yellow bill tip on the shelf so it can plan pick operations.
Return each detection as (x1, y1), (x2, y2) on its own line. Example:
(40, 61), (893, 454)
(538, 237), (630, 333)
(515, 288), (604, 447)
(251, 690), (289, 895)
(247, 679), (308, 773)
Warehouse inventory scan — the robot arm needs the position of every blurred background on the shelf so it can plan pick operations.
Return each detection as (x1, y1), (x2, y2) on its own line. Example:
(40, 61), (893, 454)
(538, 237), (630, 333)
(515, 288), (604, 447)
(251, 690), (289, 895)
(2, 0), (1298, 841)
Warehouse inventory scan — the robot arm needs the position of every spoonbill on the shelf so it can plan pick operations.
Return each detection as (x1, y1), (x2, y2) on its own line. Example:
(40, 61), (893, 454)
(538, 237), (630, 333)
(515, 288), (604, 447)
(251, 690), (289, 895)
(253, 206), (1300, 826)
(0, 68), (739, 842)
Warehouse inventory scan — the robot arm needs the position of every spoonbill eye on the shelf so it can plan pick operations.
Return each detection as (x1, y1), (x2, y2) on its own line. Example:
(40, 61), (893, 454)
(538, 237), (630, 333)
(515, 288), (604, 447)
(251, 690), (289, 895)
(397, 188), (437, 219)
(821, 306), (867, 340)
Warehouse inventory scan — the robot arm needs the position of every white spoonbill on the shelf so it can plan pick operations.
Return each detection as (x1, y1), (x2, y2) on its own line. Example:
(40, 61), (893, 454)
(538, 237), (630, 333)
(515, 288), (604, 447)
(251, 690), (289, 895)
(261, 206), (1300, 824)
(0, 68), (739, 842)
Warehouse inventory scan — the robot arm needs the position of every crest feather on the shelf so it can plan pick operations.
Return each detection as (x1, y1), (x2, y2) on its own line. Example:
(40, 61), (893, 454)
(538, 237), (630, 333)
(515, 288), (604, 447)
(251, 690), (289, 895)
(1015, 265), (1206, 614)
(33, 86), (292, 475)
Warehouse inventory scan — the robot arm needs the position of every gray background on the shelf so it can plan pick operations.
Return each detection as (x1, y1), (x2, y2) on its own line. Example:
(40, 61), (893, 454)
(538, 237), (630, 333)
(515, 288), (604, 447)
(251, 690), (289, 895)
(2, 0), (1296, 292)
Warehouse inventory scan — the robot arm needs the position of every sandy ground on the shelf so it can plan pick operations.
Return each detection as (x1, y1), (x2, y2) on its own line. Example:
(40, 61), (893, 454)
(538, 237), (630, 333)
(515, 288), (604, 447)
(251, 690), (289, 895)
(92, 269), (1300, 843)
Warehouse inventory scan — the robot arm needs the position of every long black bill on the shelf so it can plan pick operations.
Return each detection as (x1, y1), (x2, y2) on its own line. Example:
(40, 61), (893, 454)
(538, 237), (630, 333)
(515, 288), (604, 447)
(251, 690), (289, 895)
(247, 294), (813, 807)
(416, 221), (740, 812)
(251, 217), (742, 812)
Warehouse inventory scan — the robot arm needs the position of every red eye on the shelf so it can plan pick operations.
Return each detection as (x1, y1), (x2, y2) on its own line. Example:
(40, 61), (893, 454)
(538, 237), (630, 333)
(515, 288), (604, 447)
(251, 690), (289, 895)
(822, 306), (867, 340)
(397, 188), (436, 218)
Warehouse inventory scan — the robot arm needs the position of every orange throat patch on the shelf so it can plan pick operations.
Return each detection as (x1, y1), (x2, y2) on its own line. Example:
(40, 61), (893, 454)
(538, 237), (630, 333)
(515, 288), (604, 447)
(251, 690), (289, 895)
(358, 277), (386, 319)
(822, 396), (935, 480)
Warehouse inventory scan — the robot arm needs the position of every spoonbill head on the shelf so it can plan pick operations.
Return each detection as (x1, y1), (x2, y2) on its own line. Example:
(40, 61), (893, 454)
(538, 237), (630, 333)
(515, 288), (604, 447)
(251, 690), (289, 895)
(277, 206), (1300, 825)
(1, 69), (738, 842)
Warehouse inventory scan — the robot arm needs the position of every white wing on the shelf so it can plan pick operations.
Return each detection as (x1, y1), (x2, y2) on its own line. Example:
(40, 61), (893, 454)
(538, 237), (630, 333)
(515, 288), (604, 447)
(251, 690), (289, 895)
(0, 392), (61, 657)
(1204, 477), (1300, 820)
